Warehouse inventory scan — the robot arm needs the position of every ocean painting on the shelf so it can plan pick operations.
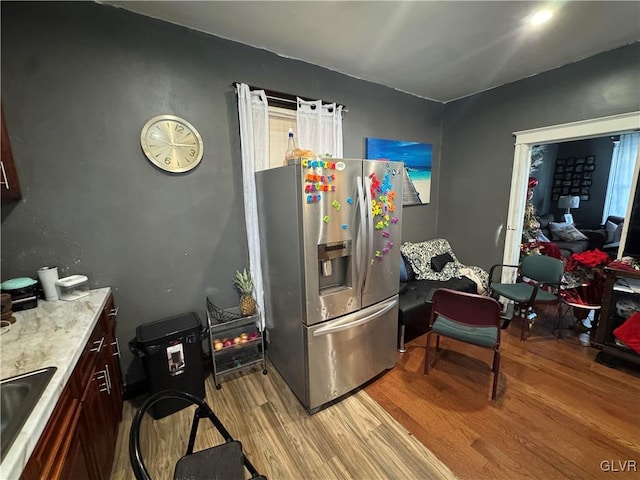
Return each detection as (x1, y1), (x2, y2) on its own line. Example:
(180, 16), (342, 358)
(366, 138), (432, 205)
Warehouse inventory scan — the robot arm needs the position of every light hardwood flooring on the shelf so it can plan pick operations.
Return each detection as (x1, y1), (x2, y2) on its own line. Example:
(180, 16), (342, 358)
(111, 306), (639, 480)
(365, 307), (640, 480)
(110, 363), (456, 480)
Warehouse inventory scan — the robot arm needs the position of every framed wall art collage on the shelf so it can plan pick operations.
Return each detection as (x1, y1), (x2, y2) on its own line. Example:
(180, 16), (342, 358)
(551, 155), (596, 202)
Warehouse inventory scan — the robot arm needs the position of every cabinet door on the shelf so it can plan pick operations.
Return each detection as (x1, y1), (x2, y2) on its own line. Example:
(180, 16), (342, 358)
(1, 105), (21, 201)
(80, 363), (117, 480)
(60, 406), (92, 480)
(20, 387), (78, 480)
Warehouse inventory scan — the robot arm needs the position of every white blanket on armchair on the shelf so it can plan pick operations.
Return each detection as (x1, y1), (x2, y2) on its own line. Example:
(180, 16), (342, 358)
(400, 238), (489, 294)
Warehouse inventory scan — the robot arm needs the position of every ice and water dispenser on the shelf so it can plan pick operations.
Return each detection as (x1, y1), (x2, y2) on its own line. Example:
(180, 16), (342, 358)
(317, 240), (352, 292)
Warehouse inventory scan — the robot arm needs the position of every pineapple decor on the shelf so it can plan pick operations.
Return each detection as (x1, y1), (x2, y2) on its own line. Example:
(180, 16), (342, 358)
(233, 268), (257, 316)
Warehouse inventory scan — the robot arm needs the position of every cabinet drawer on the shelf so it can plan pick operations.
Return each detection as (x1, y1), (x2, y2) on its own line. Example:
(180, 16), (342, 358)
(71, 320), (106, 399)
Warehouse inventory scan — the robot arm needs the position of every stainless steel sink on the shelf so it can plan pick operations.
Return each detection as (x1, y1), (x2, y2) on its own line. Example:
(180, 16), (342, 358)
(0, 367), (57, 461)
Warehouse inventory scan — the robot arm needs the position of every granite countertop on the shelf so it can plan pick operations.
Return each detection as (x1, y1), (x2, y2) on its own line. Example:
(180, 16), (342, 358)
(0, 287), (111, 480)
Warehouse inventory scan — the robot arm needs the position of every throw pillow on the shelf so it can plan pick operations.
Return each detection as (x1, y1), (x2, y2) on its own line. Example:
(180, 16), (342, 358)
(549, 222), (588, 242)
(536, 230), (551, 243)
(605, 220), (618, 243)
(400, 239), (460, 281)
(399, 256), (409, 282)
(431, 252), (454, 272)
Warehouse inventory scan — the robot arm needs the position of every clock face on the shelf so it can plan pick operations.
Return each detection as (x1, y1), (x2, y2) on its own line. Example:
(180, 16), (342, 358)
(140, 115), (204, 173)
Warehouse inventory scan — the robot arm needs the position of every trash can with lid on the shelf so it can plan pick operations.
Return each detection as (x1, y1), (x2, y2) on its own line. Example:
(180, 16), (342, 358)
(131, 312), (206, 419)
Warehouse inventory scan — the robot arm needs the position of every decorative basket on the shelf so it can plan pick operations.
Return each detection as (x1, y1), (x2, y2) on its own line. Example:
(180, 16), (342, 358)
(206, 297), (245, 325)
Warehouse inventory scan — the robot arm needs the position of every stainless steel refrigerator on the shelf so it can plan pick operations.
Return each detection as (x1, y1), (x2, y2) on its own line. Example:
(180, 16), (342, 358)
(256, 158), (403, 413)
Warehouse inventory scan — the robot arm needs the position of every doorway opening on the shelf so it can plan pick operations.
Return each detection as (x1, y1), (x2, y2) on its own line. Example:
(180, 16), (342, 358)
(502, 111), (640, 283)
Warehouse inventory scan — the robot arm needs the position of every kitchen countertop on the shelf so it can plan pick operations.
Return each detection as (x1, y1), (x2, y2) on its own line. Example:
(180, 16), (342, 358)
(0, 287), (111, 480)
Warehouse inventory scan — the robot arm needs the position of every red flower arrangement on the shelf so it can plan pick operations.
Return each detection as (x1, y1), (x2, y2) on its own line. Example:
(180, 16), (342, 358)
(563, 249), (611, 306)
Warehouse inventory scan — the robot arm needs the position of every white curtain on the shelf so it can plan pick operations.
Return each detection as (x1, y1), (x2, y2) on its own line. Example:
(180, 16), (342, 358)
(236, 83), (269, 328)
(296, 98), (343, 158)
(602, 133), (640, 221)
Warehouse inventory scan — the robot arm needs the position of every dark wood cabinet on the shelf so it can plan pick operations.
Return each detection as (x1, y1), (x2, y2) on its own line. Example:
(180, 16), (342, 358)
(21, 293), (123, 480)
(1, 106), (22, 201)
(59, 406), (92, 480)
(593, 267), (640, 367)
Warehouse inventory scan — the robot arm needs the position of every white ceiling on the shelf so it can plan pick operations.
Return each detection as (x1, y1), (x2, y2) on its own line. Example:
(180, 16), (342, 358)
(103, 1), (640, 103)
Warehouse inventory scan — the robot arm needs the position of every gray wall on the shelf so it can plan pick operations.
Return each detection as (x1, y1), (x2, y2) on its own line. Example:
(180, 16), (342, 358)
(553, 137), (614, 227)
(441, 43), (640, 270)
(0, 2), (442, 383)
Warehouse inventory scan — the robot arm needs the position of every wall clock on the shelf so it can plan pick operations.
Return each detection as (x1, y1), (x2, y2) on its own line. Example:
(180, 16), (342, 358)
(140, 114), (204, 173)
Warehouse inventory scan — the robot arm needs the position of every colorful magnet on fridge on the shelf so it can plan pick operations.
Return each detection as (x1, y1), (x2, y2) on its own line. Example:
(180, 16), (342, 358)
(382, 231), (390, 238)
(307, 195), (313, 203)
(347, 197), (353, 204)
(391, 217), (399, 224)
(341, 224), (348, 229)
(323, 215), (330, 223)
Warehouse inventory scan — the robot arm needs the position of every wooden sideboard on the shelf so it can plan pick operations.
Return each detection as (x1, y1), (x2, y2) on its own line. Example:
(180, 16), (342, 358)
(593, 266), (640, 367)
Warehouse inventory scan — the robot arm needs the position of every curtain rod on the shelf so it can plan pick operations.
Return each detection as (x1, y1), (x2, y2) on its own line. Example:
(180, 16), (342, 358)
(233, 82), (348, 114)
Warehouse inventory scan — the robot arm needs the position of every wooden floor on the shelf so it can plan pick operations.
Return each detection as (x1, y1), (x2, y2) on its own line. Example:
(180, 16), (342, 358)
(365, 307), (640, 480)
(111, 307), (639, 480)
(110, 363), (456, 479)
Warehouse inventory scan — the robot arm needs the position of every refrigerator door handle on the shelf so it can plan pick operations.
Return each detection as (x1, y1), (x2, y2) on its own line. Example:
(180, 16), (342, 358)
(356, 176), (367, 296)
(363, 175), (374, 289)
(312, 297), (397, 336)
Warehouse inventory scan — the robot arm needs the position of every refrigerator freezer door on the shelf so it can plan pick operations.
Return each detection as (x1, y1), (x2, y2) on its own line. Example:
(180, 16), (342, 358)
(305, 295), (398, 411)
(362, 160), (404, 308)
(300, 159), (364, 325)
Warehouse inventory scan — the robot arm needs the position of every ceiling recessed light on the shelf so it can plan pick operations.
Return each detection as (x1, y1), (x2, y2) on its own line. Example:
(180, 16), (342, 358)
(529, 9), (554, 26)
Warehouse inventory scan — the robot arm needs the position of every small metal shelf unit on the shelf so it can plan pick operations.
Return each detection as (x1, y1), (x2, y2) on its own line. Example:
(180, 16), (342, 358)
(206, 300), (267, 390)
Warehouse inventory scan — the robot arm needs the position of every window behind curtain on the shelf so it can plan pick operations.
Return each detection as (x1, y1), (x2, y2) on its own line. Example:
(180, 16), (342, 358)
(268, 106), (296, 169)
(602, 133), (639, 222)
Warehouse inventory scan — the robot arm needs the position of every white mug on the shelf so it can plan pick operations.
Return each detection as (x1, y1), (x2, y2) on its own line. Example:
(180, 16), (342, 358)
(38, 266), (59, 301)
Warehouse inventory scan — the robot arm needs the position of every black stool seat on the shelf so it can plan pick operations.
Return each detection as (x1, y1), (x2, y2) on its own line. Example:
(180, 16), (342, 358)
(130, 390), (267, 480)
(174, 441), (244, 480)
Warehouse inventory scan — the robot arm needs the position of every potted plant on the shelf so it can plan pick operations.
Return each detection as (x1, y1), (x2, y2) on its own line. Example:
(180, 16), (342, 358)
(563, 248), (612, 307)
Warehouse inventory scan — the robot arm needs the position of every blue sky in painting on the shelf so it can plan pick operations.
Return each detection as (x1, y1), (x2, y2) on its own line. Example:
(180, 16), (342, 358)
(366, 138), (432, 170)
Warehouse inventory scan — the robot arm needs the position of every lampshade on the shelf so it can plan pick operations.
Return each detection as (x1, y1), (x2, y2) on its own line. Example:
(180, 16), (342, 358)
(558, 195), (580, 209)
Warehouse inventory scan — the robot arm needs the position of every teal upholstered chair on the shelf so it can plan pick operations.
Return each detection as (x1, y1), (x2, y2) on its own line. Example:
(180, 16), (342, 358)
(488, 254), (564, 341)
(424, 288), (502, 400)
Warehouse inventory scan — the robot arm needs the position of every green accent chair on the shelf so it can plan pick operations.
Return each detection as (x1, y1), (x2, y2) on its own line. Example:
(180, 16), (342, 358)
(424, 288), (502, 400)
(488, 254), (564, 341)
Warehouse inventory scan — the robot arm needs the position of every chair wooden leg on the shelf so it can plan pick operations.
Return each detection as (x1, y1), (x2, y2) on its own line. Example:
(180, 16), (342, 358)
(424, 332), (432, 374)
(520, 303), (529, 341)
(435, 334), (441, 352)
(491, 349), (500, 400)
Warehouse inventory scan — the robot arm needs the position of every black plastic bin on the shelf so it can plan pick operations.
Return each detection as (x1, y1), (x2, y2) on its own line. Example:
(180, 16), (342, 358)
(131, 312), (206, 419)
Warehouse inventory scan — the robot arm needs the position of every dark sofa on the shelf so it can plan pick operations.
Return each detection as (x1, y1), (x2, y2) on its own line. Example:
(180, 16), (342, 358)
(397, 239), (488, 352)
(537, 213), (623, 258)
